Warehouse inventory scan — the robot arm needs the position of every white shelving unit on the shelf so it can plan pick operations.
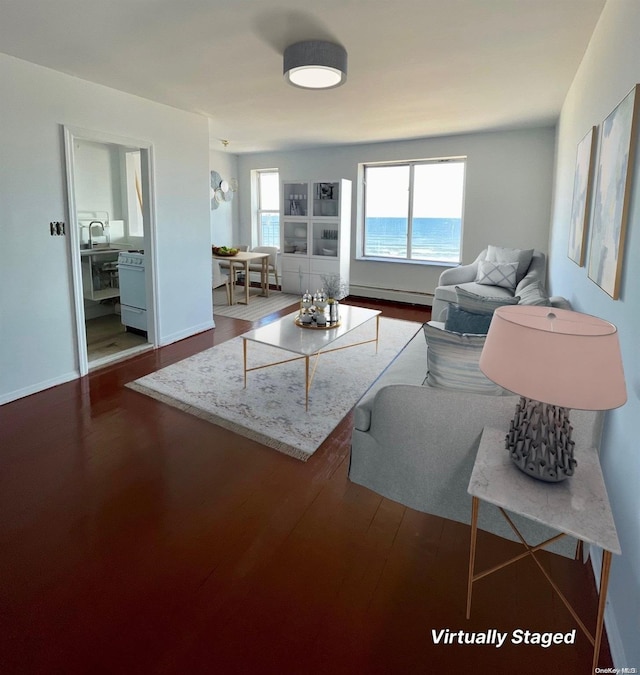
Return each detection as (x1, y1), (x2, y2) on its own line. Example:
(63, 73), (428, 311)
(280, 179), (351, 296)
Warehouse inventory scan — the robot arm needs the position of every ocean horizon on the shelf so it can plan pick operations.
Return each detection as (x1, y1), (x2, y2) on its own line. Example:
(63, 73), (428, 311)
(365, 217), (461, 262)
(260, 215), (462, 262)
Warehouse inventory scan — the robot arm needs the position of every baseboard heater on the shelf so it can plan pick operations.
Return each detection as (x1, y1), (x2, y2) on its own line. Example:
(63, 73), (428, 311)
(348, 284), (434, 306)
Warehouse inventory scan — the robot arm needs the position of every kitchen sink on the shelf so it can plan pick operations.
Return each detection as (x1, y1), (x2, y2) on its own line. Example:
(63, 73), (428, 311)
(80, 247), (123, 255)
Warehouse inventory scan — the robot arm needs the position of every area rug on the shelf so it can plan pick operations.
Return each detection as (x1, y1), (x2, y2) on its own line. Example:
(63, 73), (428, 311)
(213, 287), (300, 321)
(127, 317), (422, 461)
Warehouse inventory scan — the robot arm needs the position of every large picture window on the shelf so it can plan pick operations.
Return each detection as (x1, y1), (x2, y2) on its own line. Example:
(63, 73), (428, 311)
(363, 158), (465, 263)
(257, 169), (280, 248)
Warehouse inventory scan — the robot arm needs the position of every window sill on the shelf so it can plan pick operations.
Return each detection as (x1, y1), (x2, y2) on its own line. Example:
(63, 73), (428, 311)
(356, 255), (458, 268)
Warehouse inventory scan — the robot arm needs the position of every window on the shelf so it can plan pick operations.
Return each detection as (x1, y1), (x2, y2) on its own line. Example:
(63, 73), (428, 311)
(362, 158), (465, 263)
(124, 150), (143, 237)
(257, 169), (280, 248)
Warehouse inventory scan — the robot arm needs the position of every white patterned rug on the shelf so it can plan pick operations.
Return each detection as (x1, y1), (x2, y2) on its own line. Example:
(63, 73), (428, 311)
(127, 317), (422, 461)
(213, 287), (300, 321)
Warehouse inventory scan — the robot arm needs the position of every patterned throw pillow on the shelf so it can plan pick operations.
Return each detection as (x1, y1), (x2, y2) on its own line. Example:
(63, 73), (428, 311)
(476, 260), (518, 290)
(444, 304), (493, 335)
(486, 245), (534, 283)
(422, 322), (506, 395)
(455, 287), (520, 315)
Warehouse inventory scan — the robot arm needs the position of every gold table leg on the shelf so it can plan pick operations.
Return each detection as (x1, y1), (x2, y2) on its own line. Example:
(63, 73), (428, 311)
(592, 550), (612, 673)
(243, 338), (247, 388)
(466, 496), (479, 619)
(305, 356), (310, 411)
(244, 314), (382, 412)
(466, 499), (613, 671)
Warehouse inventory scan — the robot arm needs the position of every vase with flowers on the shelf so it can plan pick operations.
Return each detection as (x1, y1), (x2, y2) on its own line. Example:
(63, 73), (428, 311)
(321, 273), (347, 324)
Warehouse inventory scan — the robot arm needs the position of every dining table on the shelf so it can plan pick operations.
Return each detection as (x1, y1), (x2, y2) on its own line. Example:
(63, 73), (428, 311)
(213, 249), (270, 305)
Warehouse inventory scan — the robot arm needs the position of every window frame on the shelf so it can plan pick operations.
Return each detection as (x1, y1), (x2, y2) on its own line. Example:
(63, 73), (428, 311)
(361, 157), (466, 265)
(256, 168), (280, 249)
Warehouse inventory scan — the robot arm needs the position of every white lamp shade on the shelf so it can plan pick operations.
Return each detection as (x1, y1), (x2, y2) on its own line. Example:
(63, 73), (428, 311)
(284, 41), (347, 90)
(479, 305), (626, 410)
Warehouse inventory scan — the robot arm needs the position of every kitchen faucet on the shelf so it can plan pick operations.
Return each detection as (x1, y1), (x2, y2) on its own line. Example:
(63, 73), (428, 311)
(88, 220), (109, 249)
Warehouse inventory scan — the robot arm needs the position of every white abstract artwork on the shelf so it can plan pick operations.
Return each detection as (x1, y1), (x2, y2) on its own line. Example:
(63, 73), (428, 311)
(568, 127), (596, 266)
(588, 85), (640, 299)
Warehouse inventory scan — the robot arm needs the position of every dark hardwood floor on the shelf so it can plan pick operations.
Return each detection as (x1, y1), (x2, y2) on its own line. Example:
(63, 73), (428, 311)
(0, 298), (612, 674)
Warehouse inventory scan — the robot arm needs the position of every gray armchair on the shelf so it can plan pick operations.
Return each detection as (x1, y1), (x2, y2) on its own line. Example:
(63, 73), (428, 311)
(431, 247), (558, 321)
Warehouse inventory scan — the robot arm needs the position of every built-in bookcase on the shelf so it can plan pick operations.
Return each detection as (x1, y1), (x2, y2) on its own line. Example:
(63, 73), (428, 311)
(280, 179), (351, 295)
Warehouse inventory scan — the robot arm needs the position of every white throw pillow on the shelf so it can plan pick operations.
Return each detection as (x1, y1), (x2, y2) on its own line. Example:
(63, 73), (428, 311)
(517, 280), (552, 306)
(486, 245), (534, 283)
(455, 287), (520, 315)
(476, 260), (518, 290)
(423, 322), (506, 395)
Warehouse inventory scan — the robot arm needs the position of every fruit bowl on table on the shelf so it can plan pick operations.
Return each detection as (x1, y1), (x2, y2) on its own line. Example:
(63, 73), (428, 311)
(213, 246), (239, 257)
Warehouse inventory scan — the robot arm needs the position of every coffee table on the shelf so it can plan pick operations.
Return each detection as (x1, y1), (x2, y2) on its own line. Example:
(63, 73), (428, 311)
(241, 305), (381, 410)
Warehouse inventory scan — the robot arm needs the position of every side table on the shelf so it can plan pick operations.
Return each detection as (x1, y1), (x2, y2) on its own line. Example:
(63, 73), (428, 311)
(467, 426), (620, 673)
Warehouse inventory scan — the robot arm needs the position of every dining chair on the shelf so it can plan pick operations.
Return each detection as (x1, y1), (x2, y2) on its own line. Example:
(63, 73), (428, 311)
(249, 246), (279, 290)
(212, 258), (231, 305)
(218, 245), (248, 285)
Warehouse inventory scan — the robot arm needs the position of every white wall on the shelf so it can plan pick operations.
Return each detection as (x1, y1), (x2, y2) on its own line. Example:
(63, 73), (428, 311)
(74, 140), (123, 219)
(0, 54), (213, 404)
(209, 147), (239, 246)
(548, 0), (640, 667)
(238, 127), (556, 303)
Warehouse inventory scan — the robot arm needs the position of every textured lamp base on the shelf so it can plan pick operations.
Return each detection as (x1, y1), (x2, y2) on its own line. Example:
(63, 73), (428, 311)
(505, 397), (577, 482)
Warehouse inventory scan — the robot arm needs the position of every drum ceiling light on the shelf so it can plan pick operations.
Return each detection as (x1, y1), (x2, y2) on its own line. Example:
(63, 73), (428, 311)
(283, 40), (347, 90)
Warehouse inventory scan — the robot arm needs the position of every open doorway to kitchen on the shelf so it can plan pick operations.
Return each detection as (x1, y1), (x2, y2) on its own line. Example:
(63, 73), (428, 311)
(63, 127), (158, 375)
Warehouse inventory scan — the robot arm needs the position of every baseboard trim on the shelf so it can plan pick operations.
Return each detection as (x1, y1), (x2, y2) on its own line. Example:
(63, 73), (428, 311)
(1, 370), (79, 406)
(158, 320), (215, 347)
(348, 284), (433, 306)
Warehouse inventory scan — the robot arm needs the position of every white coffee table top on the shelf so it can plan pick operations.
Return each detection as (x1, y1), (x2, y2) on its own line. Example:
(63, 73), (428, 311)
(469, 427), (621, 554)
(242, 305), (381, 356)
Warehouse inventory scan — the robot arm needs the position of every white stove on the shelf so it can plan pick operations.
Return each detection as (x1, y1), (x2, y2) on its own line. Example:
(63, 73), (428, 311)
(117, 251), (147, 332)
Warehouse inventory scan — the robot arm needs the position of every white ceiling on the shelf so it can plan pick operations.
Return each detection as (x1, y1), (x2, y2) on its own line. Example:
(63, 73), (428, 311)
(0, 0), (605, 154)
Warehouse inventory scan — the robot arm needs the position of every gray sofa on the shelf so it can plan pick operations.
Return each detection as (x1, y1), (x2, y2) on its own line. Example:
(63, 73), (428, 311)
(431, 248), (564, 321)
(348, 326), (604, 557)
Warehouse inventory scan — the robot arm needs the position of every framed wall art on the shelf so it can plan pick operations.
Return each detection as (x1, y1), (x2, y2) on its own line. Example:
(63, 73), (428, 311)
(588, 84), (640, 299)
(568, 126), (597, 266)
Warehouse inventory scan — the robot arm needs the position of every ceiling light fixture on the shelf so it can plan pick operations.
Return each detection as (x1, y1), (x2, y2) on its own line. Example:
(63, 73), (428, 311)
(283, 40), (347, 90)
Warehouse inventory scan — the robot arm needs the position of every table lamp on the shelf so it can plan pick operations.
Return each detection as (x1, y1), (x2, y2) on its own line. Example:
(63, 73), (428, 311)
(479, 305), (626, 482)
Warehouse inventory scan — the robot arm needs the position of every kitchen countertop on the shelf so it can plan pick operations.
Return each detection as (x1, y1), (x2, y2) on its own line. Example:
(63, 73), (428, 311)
(80, 247), (128, 257)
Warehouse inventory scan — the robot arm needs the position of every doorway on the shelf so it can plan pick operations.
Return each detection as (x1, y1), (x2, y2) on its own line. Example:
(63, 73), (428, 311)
(64, 127), (158, 375)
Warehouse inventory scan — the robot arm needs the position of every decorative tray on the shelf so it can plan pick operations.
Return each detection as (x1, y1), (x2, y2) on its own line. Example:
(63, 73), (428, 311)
(295, 316), (341, 330)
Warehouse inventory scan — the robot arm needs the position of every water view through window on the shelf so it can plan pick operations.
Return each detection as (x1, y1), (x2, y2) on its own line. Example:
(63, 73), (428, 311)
(258, 170), (280, 247)
(364, 160), (464, 263)
(260, 213), (280, 248)
(365, 217), (462, 261)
